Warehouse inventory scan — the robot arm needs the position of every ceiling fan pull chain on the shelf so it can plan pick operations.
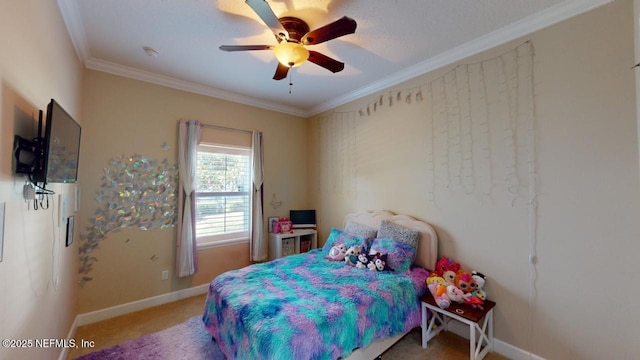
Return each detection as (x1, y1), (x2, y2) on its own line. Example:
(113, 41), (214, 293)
(289, 67), (293, 94)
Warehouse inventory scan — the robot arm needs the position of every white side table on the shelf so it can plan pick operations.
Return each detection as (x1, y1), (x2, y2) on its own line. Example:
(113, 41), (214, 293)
(421, 293), (496, 360)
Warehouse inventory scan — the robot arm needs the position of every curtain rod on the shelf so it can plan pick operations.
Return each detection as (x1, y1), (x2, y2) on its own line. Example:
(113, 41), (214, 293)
(201, 123), (254, 135)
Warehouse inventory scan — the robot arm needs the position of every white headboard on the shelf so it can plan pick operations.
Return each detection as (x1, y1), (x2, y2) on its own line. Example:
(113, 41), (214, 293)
(344, 210), (438, 270)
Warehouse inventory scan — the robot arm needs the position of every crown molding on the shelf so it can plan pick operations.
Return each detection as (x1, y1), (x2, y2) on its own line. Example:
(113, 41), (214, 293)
(84, 57), (308, 117)
(306, 0), (614, 117)
(58, 0), (613, 119)
(57, 0), (90, 62)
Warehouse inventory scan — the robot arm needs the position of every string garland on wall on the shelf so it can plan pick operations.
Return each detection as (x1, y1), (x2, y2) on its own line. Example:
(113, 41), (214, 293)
(344, 41), (534, 206)
(316, 112), (358, 199)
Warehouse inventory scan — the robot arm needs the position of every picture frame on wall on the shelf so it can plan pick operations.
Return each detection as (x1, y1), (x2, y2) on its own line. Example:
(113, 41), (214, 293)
(66, 216), (75, 247)
(268, 217), (279, 233)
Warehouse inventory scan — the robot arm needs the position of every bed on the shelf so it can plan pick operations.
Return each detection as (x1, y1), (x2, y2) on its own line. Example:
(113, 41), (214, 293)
(202, 210), (438, 359)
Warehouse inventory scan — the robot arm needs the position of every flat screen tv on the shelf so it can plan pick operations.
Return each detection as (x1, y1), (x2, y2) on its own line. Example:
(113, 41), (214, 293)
(12, 99), (81, 185)
(41, 99), (81, 184)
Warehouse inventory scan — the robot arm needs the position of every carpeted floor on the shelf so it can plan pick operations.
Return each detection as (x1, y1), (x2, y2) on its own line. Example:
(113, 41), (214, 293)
(69, 294), (508, 360)
(73, 316), (224, 360)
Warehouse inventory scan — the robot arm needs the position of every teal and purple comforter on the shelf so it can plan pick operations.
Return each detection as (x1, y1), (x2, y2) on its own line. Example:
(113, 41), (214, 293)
(202, 249), (429, 360)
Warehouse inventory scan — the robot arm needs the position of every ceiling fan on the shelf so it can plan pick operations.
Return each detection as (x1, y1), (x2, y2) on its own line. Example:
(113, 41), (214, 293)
(220, 0), (357, 80)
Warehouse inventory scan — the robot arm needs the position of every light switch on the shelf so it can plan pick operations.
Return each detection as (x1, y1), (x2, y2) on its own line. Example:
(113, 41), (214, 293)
(59, 194), (68, 226)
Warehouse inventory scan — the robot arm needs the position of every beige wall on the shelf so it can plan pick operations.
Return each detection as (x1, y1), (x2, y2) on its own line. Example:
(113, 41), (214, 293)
(78, 70), (308, 313)
(2, 1), (638, 359)
(633, 0), (640, 174)
(0, 1), (83, 360)
(309, 1), (640, 359)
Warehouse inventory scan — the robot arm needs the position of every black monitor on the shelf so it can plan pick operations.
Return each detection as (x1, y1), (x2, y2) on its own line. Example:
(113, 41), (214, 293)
(289, 210), (316, 228)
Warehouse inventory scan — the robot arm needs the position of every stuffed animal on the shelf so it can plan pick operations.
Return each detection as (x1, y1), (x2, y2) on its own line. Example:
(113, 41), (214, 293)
(471, 271), (487, 301)
(364, 253), (392, 271)
(434, 256), (460, 277)
(366, 253), (380, 271)
(446, 285), (467, 304)
(455, 272), (478, 294)
(355, 252), (370, 269)
(426, 275), (447, 286)
(430, 258), (489, 309)
(426, 274), (453, 309)
(442, 270), (457, 286)
(372, 253), (392, 271)
(327, 243), (347, 261)
(427, 282), (451, 309)
(464, 293), (484, 310)
(344, 245), (362, 266)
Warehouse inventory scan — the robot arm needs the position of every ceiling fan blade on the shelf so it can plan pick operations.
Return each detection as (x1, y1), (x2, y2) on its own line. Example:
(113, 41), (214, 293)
(273, 62), (289, 80)
(245, 0), (288, 39)
(219, 45), (273, 51)
(308, 51), (345, 73)
(301, 16), (357, 45)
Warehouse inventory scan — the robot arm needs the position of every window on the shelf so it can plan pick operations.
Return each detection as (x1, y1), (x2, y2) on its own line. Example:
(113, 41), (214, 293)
(195, 143), (251, 248)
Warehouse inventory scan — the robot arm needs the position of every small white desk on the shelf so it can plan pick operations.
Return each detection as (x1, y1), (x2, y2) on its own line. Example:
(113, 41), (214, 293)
(421, 293), (496, 360)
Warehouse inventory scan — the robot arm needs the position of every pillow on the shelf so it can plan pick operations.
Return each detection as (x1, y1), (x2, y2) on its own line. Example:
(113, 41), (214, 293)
(369, 238), (416, 272)
(322, 228), (370, 254)
(377, 220), (420, 260)
(344, 221), (378, 239)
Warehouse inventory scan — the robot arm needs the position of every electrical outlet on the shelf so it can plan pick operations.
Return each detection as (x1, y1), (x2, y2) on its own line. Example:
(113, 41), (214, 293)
(161, 270), (169, 280)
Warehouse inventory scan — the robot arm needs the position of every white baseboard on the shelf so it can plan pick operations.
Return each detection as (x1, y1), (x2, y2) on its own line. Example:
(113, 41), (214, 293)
(59, 316), (80, 360)
(75, 283), (209, 326)
(59, 284), (210, 360)
(494, 338), (546, 360)
(446, 321), (546, 360)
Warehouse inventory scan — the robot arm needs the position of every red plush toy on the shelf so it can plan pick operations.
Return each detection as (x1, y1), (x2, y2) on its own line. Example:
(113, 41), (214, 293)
(434, 256), (460, 277)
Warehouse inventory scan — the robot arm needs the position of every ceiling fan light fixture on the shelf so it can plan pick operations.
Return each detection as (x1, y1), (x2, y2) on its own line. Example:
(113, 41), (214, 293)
(273, 41), (309, 68)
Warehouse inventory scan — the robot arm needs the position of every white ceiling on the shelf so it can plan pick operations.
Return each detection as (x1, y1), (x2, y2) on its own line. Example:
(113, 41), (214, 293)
(57, 0), (610, 117)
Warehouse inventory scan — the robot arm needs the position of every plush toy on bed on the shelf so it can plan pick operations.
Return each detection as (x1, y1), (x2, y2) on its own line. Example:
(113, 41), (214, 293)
(367, 252), (380, 271)
(366, 255), (378, 271)
(344, 245), (363, 266)
(327, 243), (348, 261)
(355, 252), (370, 269)
(367, 253), (392, 272)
